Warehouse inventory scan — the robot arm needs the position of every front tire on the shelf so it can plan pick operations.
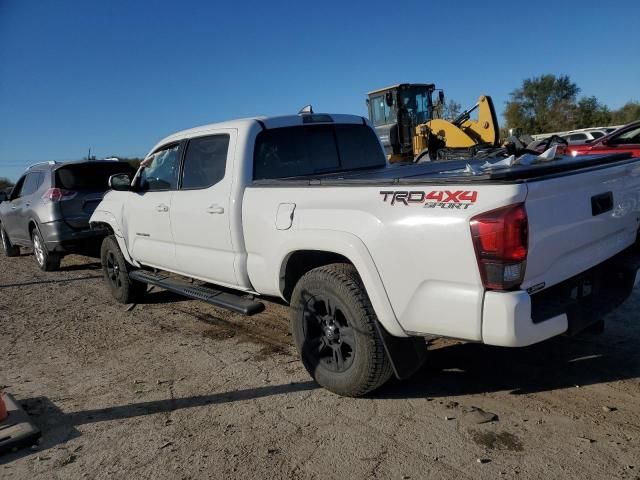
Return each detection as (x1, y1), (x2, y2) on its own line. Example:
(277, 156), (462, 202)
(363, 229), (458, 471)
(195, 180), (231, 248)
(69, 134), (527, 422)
(31, 228), (60, 271)
(290, 263), (393, 397)
(100, 235), (146, 304)
(1, 226), (20, 257)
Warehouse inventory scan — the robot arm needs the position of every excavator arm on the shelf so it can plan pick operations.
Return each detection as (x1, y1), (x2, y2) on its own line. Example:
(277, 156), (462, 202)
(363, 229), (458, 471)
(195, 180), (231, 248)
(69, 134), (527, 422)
(412, 95), (499, 159)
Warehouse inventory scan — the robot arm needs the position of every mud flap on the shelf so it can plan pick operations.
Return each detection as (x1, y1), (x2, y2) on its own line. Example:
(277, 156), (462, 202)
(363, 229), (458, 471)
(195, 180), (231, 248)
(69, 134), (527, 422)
(374, 320), (427, 380)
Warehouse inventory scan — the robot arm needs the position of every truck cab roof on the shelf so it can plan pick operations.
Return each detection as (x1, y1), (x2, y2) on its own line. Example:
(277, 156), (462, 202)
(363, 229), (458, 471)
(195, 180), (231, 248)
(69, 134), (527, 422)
(150, 113), (368, 156)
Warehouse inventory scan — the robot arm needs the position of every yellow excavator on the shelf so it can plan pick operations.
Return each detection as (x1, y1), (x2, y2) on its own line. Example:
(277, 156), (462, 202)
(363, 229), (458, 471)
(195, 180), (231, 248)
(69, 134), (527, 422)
(366, 83), (500, 162)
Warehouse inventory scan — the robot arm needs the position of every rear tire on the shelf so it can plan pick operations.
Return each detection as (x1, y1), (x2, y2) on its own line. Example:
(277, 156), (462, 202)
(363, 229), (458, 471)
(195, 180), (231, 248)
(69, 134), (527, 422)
(1, 226), (20, 257)
(31, 228), (60, 271)
(290, 263), (393, 397)
(100, 235), (146, 304)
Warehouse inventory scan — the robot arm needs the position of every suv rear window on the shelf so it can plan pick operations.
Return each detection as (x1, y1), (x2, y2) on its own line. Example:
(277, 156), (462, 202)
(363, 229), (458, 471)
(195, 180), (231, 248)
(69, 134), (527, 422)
(253, 124), (385, 180)
(55, 162), (137, 191)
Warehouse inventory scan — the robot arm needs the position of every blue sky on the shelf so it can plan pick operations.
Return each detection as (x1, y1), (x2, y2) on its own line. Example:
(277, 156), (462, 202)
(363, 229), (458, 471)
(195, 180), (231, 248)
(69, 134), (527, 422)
(1, 0), (638, 180)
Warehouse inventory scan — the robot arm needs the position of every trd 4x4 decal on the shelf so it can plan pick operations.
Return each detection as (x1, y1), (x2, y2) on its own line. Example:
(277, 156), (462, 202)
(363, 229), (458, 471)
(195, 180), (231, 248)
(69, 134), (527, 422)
(380, 190), (478, 209)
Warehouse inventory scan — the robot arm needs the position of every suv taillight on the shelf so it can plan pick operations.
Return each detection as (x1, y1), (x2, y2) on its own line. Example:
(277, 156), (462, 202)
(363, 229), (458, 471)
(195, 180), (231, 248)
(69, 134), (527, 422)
(470, 203), (528, 290)
(42, 188), (77, 202)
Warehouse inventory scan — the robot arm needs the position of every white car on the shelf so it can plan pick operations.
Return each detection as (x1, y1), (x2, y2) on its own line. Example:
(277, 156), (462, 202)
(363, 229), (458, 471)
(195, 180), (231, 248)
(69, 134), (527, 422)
(90, 111), (640, 396)
(561, 129), (608, 144)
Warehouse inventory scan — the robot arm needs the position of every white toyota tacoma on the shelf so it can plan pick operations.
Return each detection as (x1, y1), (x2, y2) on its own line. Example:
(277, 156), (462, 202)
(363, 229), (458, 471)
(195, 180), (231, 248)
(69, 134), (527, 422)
(90, 111), (640, 396)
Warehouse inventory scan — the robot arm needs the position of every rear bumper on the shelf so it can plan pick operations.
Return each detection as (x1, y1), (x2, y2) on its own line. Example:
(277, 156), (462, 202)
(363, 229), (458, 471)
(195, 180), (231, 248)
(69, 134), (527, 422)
(482, 248), (640, 347)
(39, 220), (108, 253)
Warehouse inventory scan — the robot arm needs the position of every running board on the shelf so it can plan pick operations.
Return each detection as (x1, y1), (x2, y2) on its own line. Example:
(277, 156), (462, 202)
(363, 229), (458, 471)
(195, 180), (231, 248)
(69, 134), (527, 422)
(129, 270), (265, 316)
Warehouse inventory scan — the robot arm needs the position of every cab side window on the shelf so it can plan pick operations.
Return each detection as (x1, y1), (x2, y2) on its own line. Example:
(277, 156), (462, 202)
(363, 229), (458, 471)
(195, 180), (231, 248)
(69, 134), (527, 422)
(181, 135), (230, 190)
(138, 144), (181, 191)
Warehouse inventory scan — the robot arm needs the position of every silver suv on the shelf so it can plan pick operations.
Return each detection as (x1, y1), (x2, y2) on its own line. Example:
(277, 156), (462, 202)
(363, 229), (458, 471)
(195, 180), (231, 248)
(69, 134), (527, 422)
(0, 160), (136, 270)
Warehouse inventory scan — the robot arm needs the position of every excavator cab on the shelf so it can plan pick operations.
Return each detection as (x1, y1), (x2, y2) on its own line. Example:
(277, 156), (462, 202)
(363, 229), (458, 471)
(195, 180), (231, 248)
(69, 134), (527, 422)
(368, 83), (500, 163)
(367, 83), (440, 161)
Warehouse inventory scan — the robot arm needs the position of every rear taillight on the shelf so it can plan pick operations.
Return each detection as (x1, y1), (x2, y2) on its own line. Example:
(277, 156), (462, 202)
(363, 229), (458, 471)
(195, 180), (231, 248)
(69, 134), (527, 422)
(470, 203), (528, 290)
(42, 188), (77, 202)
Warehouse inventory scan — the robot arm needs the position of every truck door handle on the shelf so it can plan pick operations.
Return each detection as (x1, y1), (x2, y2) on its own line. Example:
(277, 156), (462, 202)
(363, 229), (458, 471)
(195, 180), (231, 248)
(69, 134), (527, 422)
(156, 203), (169, 212)
(206, 205), (224, 214)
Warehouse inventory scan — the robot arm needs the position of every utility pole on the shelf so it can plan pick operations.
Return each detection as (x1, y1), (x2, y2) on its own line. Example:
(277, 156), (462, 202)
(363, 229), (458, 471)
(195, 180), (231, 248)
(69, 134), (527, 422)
(88, 147), (92, 161)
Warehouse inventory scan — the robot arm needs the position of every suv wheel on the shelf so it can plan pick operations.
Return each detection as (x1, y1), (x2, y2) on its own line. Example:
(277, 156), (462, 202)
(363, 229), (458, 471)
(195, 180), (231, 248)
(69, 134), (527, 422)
(1, 226), (20, 257)
(31, 228), (60, 271)
(100, 235), (146, 304)
(290, 263), (393, 397)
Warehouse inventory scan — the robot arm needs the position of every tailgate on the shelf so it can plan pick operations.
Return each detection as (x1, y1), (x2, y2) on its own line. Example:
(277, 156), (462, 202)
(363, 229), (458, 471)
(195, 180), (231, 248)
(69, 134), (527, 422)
(60, 191), (106, 229)
(523, 159), (640, 291)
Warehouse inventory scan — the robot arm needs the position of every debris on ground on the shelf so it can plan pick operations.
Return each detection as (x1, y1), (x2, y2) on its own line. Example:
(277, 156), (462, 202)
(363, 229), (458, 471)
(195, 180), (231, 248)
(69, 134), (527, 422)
(463, 406), (499, 424)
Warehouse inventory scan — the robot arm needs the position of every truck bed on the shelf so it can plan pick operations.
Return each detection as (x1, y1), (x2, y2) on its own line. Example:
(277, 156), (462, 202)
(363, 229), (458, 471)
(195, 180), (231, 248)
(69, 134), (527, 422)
(252, 153), (636, 186)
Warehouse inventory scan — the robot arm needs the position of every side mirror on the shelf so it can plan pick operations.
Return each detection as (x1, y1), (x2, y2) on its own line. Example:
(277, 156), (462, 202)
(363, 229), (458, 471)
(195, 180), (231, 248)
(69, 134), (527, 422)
(600, 138), (609, 146)
(438, 91), (445, 104)
(385, 91), (394, 107)
(109, 173), (132, 191)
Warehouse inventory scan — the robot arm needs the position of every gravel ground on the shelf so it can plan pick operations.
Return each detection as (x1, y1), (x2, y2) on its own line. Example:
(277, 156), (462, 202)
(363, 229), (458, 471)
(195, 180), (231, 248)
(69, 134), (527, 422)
(0, 252), (639, 479)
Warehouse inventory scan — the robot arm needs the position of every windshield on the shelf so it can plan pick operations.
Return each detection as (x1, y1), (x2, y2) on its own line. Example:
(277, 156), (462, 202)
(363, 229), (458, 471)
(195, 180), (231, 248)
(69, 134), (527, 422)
(612, 125), (640, 145)
(399, 87), (433, 125)
(370, 95), (396, 126)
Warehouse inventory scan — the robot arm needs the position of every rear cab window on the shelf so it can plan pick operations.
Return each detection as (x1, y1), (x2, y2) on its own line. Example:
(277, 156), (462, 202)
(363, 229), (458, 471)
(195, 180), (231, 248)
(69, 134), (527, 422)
(253, 124), (385, 180)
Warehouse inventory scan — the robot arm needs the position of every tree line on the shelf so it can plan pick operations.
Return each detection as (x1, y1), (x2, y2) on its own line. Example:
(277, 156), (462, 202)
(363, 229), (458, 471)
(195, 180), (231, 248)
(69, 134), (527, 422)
(0, 177), (13, 190)
(503, 74), (640, 134)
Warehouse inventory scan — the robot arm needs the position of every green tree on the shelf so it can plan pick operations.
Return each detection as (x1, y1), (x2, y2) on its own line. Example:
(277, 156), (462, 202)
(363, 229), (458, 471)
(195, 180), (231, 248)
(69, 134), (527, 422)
(444, 100), (462, 121)
(504, 74), (580, 133)
(611, 101), (640, 125)
(0, 177), (14, 190)
(433, 99), (462, 121)
(574, 96), (612, 129)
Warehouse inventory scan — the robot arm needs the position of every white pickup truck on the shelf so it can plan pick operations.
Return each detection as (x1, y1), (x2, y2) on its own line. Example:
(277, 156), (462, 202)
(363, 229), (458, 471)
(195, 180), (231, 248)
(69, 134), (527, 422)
(90, 111), (640, 397)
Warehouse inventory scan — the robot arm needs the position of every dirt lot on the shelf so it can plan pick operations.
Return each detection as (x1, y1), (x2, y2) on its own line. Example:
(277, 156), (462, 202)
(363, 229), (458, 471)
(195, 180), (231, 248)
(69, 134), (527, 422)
(0, 252), (639, 479)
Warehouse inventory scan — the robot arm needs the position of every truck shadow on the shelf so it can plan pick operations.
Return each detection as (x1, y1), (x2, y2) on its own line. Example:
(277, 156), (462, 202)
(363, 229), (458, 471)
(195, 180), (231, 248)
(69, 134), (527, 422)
(375, 330), (640, 398)
(0, 381), (318, 464)
(58, 261), (102, 272)
(0, 275), (103, 289)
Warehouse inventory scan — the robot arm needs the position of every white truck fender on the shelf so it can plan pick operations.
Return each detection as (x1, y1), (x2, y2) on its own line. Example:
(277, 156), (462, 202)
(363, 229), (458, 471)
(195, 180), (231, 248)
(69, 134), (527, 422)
(90, 210), (140, 268)
(272, 229), (408, 338)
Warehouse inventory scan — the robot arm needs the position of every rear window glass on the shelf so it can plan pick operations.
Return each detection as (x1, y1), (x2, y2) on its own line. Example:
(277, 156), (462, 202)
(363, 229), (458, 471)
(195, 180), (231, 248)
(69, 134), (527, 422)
(253, 124), (385, 180)
(55, 162), (136, 191)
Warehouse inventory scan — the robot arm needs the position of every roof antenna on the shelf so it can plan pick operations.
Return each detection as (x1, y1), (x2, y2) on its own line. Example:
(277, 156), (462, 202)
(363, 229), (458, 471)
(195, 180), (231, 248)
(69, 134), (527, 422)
(298, 105), (314, 115)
